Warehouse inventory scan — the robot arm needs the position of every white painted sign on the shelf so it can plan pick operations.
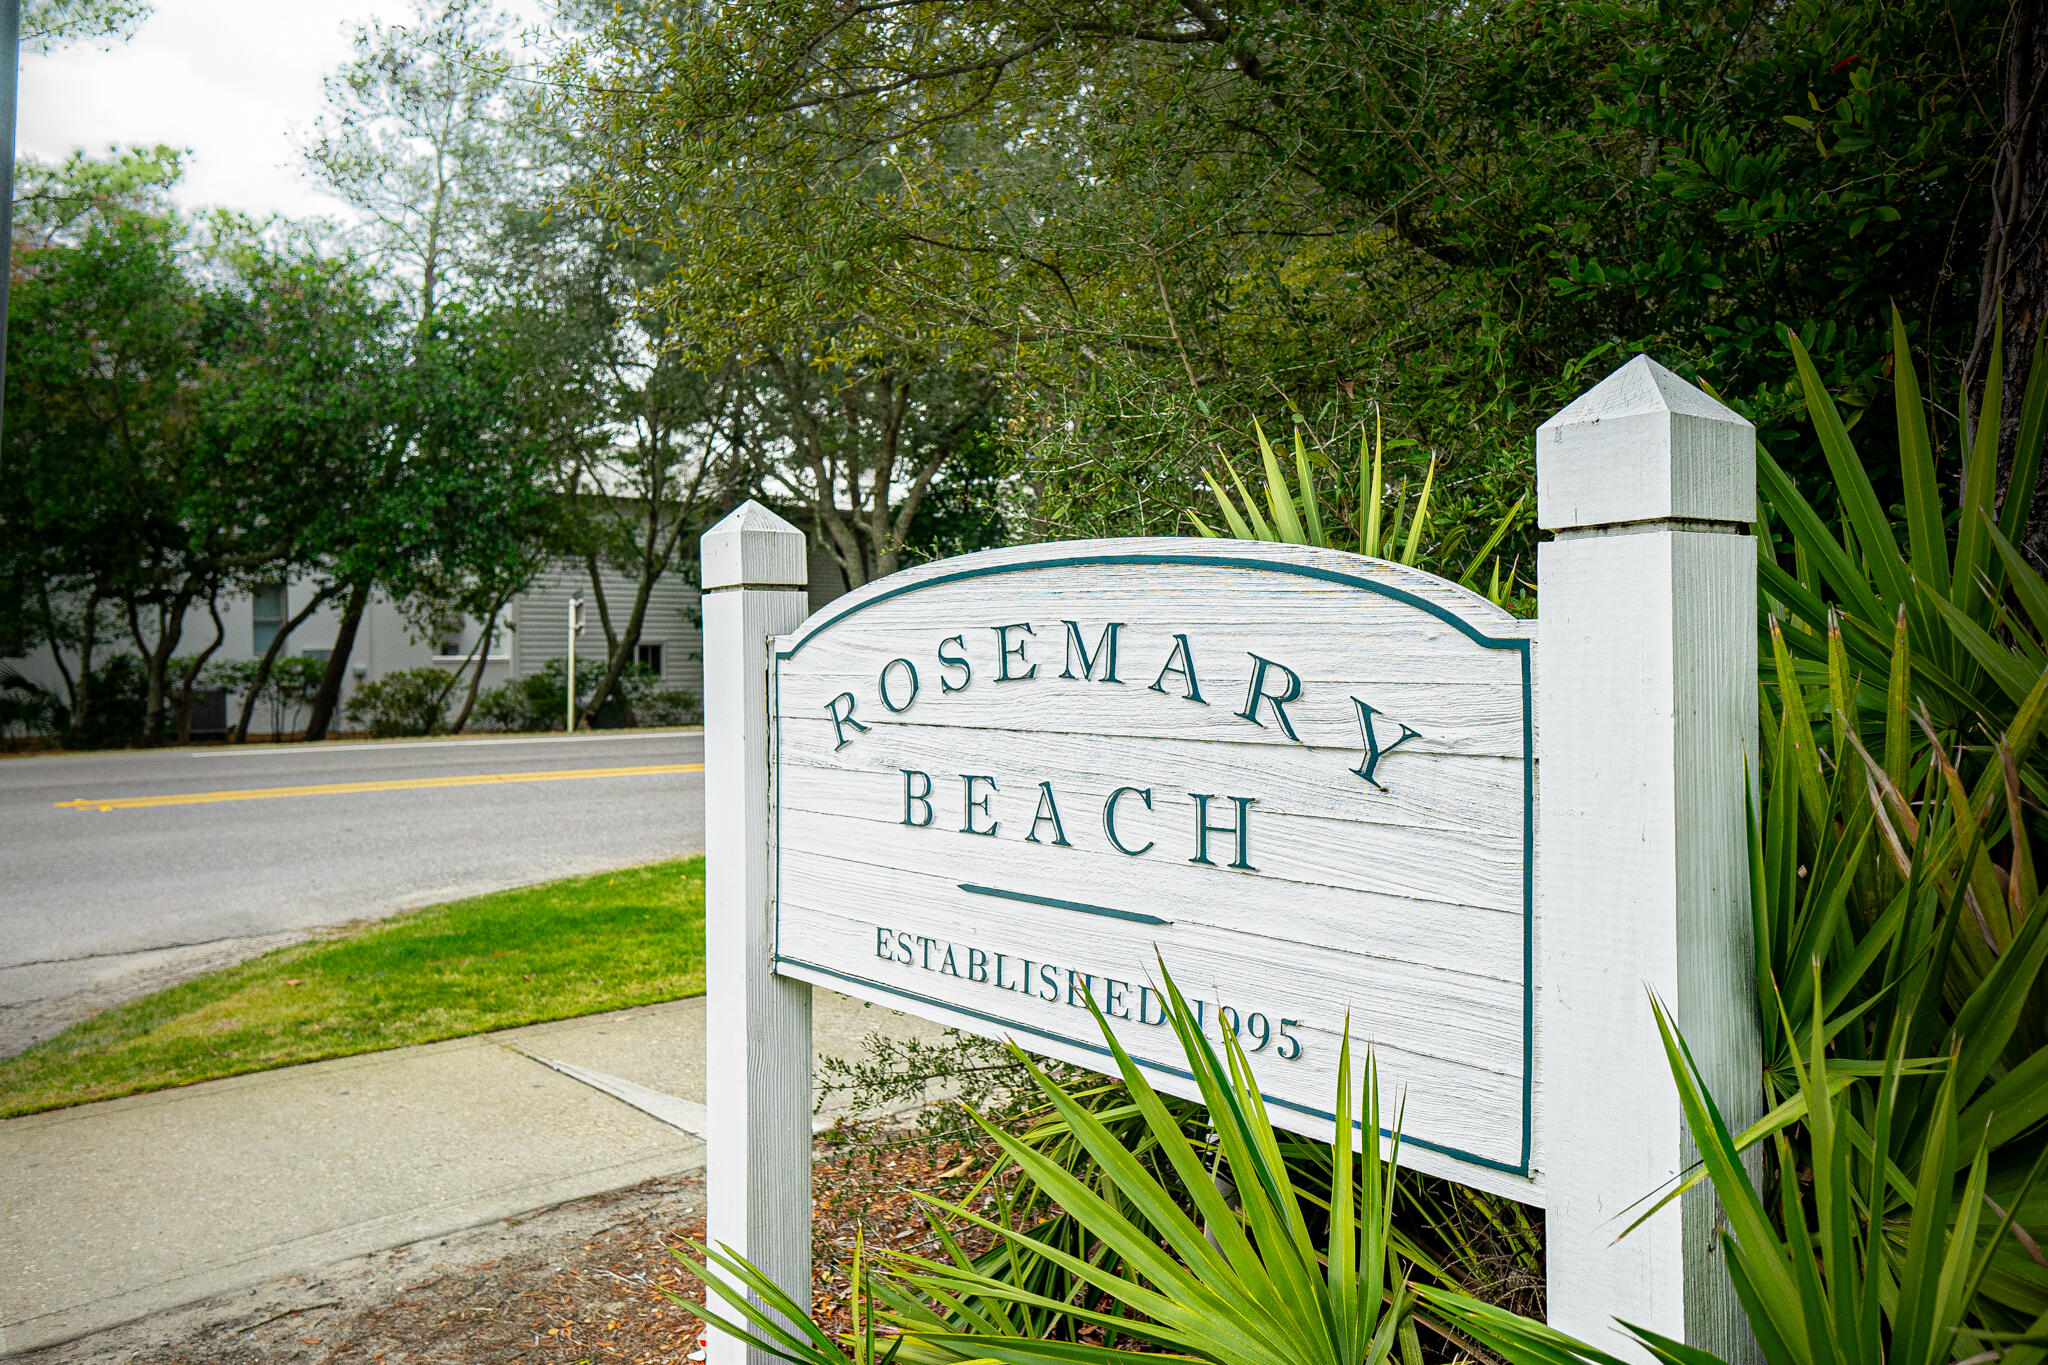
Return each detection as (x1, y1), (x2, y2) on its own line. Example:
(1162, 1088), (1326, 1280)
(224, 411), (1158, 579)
(768, 540), (1533, 1189)
(704, 355), (1764, 1365)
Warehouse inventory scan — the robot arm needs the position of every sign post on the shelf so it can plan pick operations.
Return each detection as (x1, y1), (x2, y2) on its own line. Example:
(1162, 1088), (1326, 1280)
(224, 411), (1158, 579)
(702, 505), (813, 1365)
(1535, 357), (1760, 1359)
(700, 354), (1761, 1356)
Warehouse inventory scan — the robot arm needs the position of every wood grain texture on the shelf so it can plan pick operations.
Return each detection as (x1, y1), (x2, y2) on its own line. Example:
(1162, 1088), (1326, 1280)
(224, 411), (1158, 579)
(1535, 536), (1760, 1346)
(769, 539), (1537, 1196)
(1536, 355), (1756, 530)
(702, 504), (814, 1365)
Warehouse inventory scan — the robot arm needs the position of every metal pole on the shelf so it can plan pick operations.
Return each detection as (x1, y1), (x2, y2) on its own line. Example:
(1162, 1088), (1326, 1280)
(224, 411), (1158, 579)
(0, 0), (20, 448)
(566, 596), (585, 733)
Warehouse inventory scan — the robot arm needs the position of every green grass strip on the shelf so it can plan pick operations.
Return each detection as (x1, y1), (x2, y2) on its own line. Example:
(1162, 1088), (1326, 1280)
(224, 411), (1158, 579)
(0, 856), (706, 1118)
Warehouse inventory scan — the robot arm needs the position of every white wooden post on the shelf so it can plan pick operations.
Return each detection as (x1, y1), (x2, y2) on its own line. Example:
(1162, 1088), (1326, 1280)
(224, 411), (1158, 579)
(1536, 356), (1762, 1361)
(702, 500), (813, 1365)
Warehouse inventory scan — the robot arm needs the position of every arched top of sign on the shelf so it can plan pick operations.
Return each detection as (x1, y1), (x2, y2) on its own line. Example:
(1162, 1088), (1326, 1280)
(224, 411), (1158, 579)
(776, 538), (1525, 661)
(767, 536), (1536, 1194)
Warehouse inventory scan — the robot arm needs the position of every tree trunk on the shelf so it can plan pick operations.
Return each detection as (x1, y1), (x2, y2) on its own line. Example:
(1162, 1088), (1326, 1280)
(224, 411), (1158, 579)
(70, 582), (103, 738)
(131, 589), (194, 748)
(235, 584), (337, 743)
(301, 581), (370, 742)
(35, 583), (77, 715)
(174, 596), (226, 744)
(580, 567), (658, 730)
(449, 601), (503, 734)
(1969, 0), (2048, 567)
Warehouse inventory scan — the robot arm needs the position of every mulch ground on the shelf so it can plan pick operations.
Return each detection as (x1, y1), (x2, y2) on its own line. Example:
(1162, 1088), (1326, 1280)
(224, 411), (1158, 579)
(102, 1126), (1002, 1365)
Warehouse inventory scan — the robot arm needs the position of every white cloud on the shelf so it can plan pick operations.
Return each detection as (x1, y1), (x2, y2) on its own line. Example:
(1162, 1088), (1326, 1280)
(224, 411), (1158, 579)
(21, 0), (547, 223)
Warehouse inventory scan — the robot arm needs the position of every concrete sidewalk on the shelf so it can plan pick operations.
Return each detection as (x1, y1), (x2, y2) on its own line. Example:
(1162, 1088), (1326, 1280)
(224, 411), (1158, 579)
(0, 989), (943, 1356)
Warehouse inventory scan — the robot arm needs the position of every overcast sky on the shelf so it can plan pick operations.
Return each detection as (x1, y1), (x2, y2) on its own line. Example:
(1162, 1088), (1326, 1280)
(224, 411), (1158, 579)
(22, 0), (547, 223)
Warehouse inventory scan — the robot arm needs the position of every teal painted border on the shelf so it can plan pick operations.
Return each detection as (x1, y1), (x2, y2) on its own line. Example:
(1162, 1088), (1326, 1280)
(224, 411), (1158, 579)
(770, 549), (1536, 1180)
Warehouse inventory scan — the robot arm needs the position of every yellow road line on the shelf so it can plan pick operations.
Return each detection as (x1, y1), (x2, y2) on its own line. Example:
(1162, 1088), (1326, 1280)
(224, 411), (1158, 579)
(54, 764), (705, 812)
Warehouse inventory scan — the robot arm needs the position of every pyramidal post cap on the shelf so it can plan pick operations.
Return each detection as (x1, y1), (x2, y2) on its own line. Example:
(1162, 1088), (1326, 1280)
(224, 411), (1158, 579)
(1536, 354), (1754, 531)
(701, 499), (808, 590)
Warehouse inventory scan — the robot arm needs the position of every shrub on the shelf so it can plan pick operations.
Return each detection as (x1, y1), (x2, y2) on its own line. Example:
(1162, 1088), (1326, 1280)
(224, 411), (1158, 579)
(634, 687), (699, 726)
(66, 653), (150, 748)
(465, 659), (691, 731)
(343, 666), (455, 738)
(0, 666), (67, 737)
(467, 680), (532, 732)
(469, 662), (570, 732)
(205, 654), (328, 738)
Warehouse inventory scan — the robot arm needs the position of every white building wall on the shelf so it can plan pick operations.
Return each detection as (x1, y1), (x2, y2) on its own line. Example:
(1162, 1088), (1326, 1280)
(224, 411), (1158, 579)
(6, 523), (852, 732)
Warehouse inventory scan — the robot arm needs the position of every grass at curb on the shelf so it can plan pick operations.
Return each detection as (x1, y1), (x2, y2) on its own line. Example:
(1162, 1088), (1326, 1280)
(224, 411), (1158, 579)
(0, 857), (706, 1117)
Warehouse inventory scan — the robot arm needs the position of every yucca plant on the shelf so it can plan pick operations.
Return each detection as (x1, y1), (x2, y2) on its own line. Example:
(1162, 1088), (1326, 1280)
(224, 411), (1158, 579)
(1425, 989), (2047, 1365)
(881, 971), (1422, 1365)
(1740, 308), (2048, 1334)
(1761, 304), (2048, 756)
(1189, 412), (1527, 610)
(677, 967), (1554, 1365)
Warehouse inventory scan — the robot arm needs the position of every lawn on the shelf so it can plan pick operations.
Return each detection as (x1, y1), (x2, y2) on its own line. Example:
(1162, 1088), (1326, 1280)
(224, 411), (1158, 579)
(0, 856), (706, 1117)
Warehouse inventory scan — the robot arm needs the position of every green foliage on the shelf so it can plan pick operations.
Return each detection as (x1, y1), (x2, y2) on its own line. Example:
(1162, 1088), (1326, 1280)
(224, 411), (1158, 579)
(0, 858), (707, 1117)
(0, 666), (68, 738)
(466, 659), (689, 732)
(64, 654), (150, 749)
(1425, 991), (2045, 1365)
(552, 0), (1998, 541)
(206, 655), (328, 740)
(689, 970), (1479, 1365)
(1190, 414), (1530, 610)
(22, 0), (150, 53)
(1485, 316), (2048, 1355)
(472, 658), (577, 732)
(343, 665), (459, 738)
(0, 146), (562, 745)
(632, 686), (700, 727)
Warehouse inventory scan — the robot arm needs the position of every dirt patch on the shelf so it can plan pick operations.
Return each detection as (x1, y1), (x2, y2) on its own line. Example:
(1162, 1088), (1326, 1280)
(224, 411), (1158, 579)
(24, 1129), (997, 1365)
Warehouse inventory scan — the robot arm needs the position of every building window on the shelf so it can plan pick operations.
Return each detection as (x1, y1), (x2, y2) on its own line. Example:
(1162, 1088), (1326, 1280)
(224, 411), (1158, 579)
(252, 584), (286, 653)
(432, 617), (505, 661)
(634, 642), (664, 676)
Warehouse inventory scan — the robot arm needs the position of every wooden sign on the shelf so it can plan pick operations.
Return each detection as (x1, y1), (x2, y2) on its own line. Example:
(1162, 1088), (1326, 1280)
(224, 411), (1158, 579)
(768, 541), (1533, 1189)
(702, 355), (1762, 1364)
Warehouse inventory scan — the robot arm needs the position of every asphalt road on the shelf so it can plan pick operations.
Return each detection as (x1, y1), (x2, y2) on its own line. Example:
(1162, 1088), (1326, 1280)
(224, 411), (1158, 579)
(0, 731), (704, 1054)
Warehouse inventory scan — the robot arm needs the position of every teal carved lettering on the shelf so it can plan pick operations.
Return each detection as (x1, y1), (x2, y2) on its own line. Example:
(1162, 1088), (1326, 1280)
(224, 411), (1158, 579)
(994, 953), (1012, 990)
(1138, 984), (1167, 1025)
(1038, 962), (1060, 1001)
(962, 775), (999, 836)
(994, 623), (1037, 681)
(968, 947), (989, 982)
(1025, 782), (1071, 847)
(1149, 633), (1206, 703)
(1351, 697), (1423, 791)
(941, 945), (961, 976)
(902, 770), (933, 827)
(895, 932), (914, 965)
(1236, 654), (1302, 740)
(1102, 786), (1155, 856)
(1066, 969), (1093, 1008)
(918, 936), (937, 969)
(1060, 621), (1124, 682)
(825, 691), (870, 749)
(879, 657), (919, 713)
(1189, 793), (1257, 871)
(875, 927), (893, 960)
(937, 635), (972, 692)
(1105, 978), (1131, 1020)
